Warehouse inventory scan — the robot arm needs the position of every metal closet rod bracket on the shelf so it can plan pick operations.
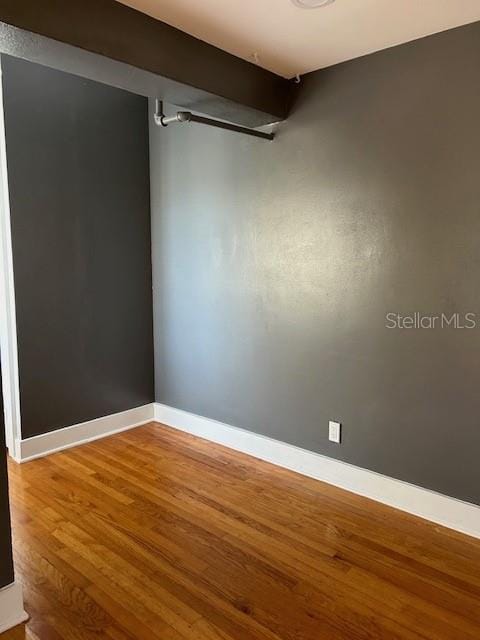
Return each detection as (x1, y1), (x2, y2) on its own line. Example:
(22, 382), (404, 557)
(154, 100), (274, 141)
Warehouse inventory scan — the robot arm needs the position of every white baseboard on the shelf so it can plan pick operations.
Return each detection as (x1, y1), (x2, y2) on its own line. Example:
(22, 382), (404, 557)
(0, 582), (28, 634)
(13, 400), (480, 538)
(16, 404), (155, 463)
(154, 403), (480, 540)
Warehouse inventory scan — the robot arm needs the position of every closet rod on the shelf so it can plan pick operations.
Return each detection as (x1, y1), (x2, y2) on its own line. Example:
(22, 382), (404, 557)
(154, 100), (274, 141)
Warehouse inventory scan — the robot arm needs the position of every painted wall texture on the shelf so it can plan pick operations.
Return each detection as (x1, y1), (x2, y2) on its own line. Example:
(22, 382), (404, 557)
(150, 21), (480, 505)
(2, 55), (154, 439)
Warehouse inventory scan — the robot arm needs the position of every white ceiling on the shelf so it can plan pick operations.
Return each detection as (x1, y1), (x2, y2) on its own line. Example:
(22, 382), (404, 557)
(116, 0), (480, 78)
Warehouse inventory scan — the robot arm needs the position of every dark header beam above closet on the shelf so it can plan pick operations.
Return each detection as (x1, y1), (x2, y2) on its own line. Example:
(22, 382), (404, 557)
(0, 0), (293, 127)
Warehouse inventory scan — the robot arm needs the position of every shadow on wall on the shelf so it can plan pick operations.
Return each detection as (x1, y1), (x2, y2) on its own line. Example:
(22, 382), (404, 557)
(1, 55), (155, 441)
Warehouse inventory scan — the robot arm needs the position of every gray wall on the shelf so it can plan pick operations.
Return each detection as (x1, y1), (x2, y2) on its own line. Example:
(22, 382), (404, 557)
(150, 21), (480, 506)
(2, 56), (154, 439)
(0, 368), (14, 588)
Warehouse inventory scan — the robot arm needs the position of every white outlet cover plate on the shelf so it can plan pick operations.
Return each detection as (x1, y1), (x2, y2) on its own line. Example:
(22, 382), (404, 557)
(329, 420), (341, 443)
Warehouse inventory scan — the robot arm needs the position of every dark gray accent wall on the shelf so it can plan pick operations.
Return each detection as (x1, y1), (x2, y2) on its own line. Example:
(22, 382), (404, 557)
(150, 21), (480, 506)
(0, 368), (14, 588)
(3, 55), (154, 439)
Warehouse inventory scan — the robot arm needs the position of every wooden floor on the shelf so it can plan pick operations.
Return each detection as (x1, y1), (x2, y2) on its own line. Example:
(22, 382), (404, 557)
(2, 423), (480, 640)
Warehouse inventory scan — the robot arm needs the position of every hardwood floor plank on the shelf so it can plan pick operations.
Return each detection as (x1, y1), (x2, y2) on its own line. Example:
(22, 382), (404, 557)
(2, 422), (480, 639)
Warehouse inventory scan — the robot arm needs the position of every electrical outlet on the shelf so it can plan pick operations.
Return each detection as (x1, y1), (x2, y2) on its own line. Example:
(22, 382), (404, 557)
(329, 420), (341, 444)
